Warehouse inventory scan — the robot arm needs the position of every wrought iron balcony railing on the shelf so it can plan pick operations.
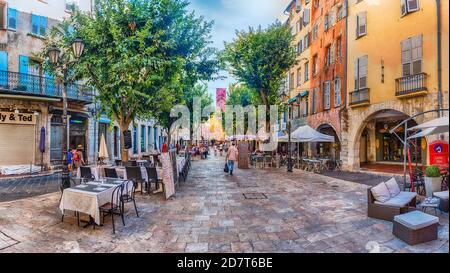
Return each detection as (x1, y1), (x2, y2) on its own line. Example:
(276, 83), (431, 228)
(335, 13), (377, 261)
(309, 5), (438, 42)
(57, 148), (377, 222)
(395, 73), (428, 97)
(349, 87), (370, 106)
(0, 70), (94, 103)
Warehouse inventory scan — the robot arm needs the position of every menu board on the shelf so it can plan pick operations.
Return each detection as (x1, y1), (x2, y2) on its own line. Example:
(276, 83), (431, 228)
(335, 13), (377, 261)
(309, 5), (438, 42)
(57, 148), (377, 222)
(238, 142), (249, 169)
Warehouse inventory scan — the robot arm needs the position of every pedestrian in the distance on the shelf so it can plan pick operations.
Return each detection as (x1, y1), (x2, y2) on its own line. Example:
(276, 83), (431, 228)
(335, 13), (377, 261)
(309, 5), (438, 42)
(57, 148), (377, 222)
(225, 142), (239, 176)
(73, 145), (85, 170)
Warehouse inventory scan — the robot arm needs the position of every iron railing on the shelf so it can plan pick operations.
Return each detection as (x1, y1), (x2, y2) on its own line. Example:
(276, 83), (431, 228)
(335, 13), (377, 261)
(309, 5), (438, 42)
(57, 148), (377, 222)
(349, 87), (370, 106)
(0, 70), (93, 103)
(395, 73), (428, 96)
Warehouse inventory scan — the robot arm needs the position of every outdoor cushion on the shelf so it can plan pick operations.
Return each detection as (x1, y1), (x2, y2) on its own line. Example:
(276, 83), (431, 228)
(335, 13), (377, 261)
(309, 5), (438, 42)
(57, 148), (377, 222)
(385, 178), (401, 198)
(371, 182), (391, 203)
(433, 191), (449, 200)
(375, 192), (417, 207)
(394, 211), (439, 230)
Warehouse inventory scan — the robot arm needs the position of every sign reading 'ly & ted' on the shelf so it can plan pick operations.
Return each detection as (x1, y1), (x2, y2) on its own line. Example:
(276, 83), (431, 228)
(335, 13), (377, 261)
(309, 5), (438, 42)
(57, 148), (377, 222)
(0, 112), (36, 125)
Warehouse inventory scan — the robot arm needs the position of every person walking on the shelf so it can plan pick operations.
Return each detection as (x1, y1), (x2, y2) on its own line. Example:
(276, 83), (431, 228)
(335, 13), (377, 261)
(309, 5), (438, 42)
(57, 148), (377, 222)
(219, 143), (223, 157)
(226, 142), (239, 176)
(73, 145), (85, 170)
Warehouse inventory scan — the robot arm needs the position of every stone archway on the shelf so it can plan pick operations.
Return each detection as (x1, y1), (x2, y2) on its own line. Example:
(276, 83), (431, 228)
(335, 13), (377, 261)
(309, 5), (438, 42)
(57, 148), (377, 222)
(316, 123), (341, 160)
(346, 106), (424, 171)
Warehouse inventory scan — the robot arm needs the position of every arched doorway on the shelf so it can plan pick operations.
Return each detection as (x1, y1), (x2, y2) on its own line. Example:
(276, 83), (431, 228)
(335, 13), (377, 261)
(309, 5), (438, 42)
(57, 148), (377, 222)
(316, 124), (341, 160)
(354, 109), (427, 172)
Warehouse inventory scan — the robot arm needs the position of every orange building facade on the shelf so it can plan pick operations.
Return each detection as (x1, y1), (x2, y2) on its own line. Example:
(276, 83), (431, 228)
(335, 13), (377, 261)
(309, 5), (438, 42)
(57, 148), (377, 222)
(308, 0), (347, 159)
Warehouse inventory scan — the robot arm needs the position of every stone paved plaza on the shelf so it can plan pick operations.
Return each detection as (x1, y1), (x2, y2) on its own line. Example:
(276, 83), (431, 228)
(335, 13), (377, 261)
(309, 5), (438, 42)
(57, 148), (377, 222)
(0, 156), (448, 253)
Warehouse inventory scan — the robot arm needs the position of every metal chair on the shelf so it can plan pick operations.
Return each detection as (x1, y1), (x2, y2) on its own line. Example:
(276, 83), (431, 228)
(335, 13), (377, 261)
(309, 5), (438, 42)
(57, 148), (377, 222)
(99, 184), (125, 234)
(126, 167), (145, 195)
(80, 166), (95, 182)
(145, 167), (160, 193)
(105, 168), (118, 178)
(120, 180), (139, 218)
(115, 159), (123, 166)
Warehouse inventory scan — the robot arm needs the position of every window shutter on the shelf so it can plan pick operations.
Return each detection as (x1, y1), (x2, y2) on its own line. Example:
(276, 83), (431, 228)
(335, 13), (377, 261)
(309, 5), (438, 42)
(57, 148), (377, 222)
(354, 59), (359, 90)
(303, 9), (310, 26)
(407, 0), (419, 12)
(296, 0), (302, 11)
(334, 78), (341, 107)
(411, 34), (422, 74)
(359, 56), (368, 89)
(8, 8), (18, 29)
(331, 42), (336, 64)
(31, 14), (39, 34)
(401, 0), (408, 16)
(358, 12), (367, 37)
(39, 16), (47, 36)
(401, 38), (412, 76)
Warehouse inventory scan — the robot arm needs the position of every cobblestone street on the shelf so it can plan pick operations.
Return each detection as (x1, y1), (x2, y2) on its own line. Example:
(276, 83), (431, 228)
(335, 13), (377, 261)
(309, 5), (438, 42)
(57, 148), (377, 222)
(0, 156), (448, 253)
(0, 173), (61, 202)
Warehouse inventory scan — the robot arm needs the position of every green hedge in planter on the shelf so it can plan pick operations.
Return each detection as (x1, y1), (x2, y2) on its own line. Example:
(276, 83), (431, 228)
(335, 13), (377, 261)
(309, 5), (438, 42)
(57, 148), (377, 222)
(426, 165), (441, 177)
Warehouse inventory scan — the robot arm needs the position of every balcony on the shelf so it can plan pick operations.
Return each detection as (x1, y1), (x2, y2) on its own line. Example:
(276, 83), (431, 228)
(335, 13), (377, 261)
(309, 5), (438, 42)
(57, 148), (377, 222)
(395, 73), (428, 98)
(349, 88), (370, 107)
(0, 70), (94, 104)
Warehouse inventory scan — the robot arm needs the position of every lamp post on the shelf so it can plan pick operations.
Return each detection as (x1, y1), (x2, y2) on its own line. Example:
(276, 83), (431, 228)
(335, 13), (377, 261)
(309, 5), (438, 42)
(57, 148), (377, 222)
(281, 92), (294, 172)
(47, 38), (85, 189)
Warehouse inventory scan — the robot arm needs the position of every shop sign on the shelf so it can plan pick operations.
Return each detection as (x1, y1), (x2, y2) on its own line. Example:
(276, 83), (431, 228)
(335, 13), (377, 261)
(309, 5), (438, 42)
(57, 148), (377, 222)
(0, 112), (36, 125)
(429, 141), (449, 168)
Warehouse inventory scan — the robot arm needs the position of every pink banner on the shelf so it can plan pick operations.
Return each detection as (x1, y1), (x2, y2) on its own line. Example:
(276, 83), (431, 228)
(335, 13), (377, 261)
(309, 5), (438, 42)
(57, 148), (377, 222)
(216, 88), (227, 113)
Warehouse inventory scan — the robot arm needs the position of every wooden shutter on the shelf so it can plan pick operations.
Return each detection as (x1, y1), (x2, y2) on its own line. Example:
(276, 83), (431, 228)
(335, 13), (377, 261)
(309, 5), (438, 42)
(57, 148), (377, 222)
(334, 77), (341, 106)
(31, 14), (39, 34)
(354, 59), (359, 90)
(331, 42), (336, 64)
(303, 9), (310, 26)
(39, 16), (47, 36)
(359, 56), (368, 89)
(411, 34), (422, 74)
(401, 38), (412, 76)
(407, 0), (419, 12)
(8, 8), (17, 29)
(401, 0), (408, 16)
(357, 12), (367, 37)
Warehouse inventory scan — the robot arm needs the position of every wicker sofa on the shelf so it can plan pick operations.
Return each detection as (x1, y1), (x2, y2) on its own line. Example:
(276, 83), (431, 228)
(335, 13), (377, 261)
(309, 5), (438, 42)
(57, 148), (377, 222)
(368, 182), (417, 222)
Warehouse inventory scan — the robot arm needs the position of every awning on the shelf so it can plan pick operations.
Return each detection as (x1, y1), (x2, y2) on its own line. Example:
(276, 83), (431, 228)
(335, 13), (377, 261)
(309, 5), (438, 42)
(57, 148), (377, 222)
(288, 97), (297, 104)
(279, 125), (335, 143)
(299, 90), (309, 98)
(408, 127), (436, 139)
(408, 116), (449, 134)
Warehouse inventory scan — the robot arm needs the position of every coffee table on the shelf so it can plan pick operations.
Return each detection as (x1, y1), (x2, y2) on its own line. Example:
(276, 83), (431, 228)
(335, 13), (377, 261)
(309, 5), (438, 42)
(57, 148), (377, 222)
(419, 197), (440, 215)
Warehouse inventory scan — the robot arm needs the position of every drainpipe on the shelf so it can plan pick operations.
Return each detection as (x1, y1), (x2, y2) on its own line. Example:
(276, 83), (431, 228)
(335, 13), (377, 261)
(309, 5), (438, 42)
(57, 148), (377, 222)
(436, 0), (443, 117)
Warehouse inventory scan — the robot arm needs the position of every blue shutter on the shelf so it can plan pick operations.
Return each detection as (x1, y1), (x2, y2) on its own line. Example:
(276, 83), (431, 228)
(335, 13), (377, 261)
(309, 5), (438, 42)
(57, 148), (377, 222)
(31, 14), (39, 34)
(7, 8), (18, 29)
(19, 55), (29, 91)
(40, 16), (47, 36)
(0, 51), (8, 87)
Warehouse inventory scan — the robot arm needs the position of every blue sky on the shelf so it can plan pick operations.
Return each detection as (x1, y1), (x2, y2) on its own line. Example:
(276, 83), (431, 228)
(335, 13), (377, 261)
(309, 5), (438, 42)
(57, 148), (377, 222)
(188, 0), (291, 99)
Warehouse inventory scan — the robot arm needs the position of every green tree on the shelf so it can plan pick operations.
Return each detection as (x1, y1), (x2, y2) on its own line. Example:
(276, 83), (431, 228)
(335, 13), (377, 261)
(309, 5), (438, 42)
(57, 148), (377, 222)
(222, 22), (297, 129)
(39, 0), (218, 160)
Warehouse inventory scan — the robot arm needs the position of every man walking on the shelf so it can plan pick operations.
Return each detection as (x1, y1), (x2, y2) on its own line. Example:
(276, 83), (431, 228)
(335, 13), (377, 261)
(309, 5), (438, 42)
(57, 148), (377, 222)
(226, 142), (239, 176)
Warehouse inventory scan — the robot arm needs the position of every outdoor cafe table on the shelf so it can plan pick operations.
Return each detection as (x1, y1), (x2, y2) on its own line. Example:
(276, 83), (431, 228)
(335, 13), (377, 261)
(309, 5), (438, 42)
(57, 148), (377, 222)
(59, 183), (117, 225)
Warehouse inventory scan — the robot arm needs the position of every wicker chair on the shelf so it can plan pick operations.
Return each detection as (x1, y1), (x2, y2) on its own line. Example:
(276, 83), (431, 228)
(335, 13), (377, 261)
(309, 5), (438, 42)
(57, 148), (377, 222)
(367, 188), (417, 222)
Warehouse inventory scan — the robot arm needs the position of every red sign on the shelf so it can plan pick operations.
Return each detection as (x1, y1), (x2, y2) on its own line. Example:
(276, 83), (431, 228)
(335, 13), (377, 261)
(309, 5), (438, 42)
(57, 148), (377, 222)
(429, 141), (449, 168)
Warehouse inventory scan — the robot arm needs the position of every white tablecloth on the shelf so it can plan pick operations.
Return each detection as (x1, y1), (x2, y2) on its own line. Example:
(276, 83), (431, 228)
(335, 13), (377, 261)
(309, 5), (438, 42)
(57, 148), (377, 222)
(59, 184), (117, 225)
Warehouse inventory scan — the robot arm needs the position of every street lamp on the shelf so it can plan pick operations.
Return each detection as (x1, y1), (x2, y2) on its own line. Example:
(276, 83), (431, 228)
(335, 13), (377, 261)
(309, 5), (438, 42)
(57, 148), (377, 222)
(47, 37), (85, 190)
(281, 92), (294, 172)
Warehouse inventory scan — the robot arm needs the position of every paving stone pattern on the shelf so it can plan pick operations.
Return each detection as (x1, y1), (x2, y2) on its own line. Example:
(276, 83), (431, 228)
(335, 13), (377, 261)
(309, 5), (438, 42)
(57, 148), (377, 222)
(0, 157), (448, 253)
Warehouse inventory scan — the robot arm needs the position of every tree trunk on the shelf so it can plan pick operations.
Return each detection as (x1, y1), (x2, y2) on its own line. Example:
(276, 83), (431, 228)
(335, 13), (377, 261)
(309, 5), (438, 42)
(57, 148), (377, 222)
(258, 88), (270, 132)
(119, 118), (132, 162)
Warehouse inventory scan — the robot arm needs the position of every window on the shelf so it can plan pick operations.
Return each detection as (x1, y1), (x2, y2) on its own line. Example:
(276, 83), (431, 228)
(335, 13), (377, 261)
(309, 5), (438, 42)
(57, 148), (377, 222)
(303, 32), (310, 48)
(401, 0), (419, 17)
(354, 55), (368, 90)
(336, 37), (342, 60)
(304, 61), (309, 82)
(31, 14), (47, 36)
(324, 14), (329, 31)
(301, 97), (309, 117)
(401, 35), (422, 76)
(356, 12), (367, 38)
(325, 45), (332, 67)
(323, 81), (331, 110)
(312, 55), (318, 76)
(141, 125), (146, 152)
(297, 40), (303, 55)
(7, 8), (17, 30)
(297, 68), (302, 86)
(290, 72), (295, 90)
(296, 0), (302, 11)
(0, 3), (5, 29)
(303, 8), (310, 26)
(334, 77), (341, 107)
(312, 22), (319, 40)
(312, 88), (318, 114)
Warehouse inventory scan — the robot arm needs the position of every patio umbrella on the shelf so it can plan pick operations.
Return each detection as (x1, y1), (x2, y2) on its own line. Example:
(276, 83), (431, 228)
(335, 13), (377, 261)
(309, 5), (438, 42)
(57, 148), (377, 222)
(408, 116), (449, 134)
(39, 127), (45, 171)
(99, 133), (109, 160)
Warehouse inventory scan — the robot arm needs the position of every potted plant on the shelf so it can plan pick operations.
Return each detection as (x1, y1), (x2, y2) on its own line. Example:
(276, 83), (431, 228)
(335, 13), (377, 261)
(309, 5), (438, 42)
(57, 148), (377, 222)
(424, 165), (442, 197)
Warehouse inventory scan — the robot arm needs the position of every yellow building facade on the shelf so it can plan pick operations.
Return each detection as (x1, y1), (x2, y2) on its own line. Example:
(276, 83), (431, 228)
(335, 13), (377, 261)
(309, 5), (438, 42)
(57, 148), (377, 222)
(342, 0), (449, 171)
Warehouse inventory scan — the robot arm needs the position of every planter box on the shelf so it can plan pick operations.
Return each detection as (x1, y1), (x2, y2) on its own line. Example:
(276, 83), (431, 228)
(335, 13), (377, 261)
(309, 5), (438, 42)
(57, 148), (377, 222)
(424, 177), (441, 197)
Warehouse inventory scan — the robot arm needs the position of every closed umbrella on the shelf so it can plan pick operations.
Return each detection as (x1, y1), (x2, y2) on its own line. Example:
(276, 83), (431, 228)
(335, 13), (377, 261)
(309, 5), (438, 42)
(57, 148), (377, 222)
(99, 133), (109, 163)
(39, 127), (45, 171)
